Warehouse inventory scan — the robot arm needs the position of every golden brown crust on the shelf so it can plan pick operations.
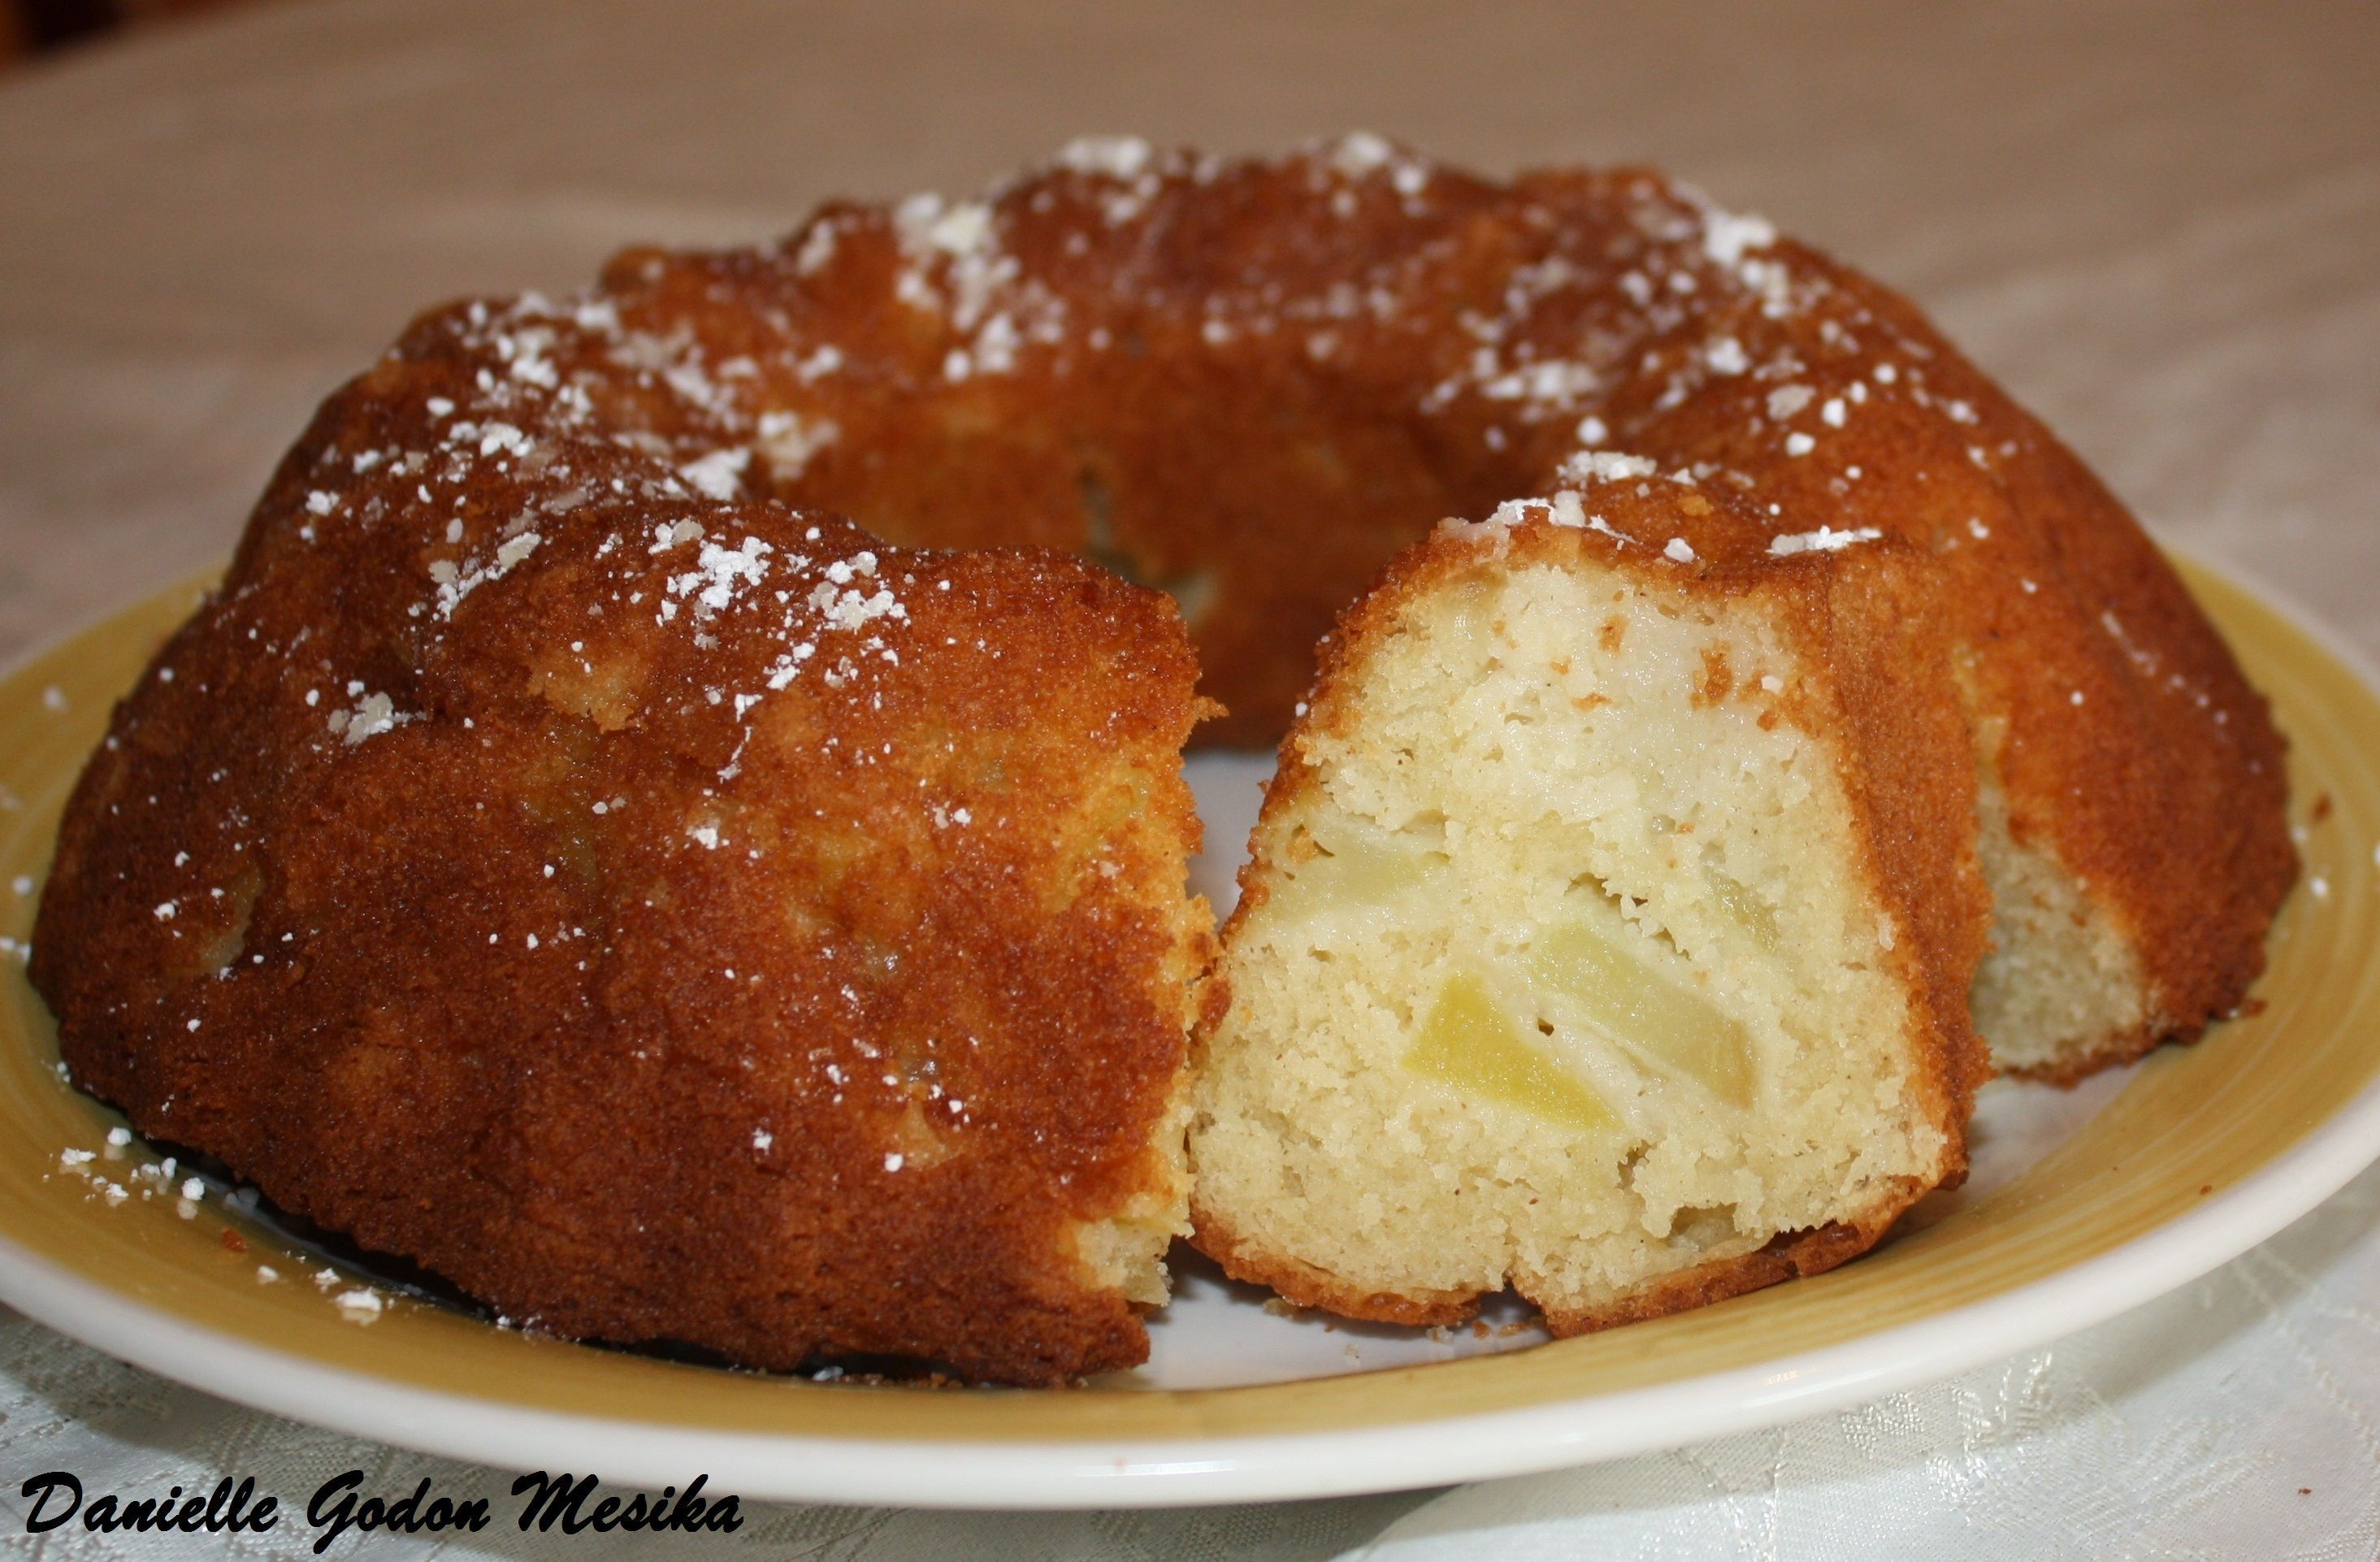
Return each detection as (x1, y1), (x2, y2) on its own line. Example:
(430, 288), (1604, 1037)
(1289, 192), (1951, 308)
(1787, 542), (1996, 1152)
(32, 330), (1211, 1386)
(1196, 1186), (1914, 1339)
(1189, 1211), (1481, 1329)
(1533, 1201), (1910, 1337)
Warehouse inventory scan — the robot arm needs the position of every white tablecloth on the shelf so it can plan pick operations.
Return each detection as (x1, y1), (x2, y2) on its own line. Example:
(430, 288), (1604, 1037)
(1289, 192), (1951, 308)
(1, 0), (2374, 1554)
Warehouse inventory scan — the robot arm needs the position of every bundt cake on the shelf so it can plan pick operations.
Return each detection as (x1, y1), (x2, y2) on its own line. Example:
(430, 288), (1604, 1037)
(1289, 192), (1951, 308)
(31, 135), (2292, 1378)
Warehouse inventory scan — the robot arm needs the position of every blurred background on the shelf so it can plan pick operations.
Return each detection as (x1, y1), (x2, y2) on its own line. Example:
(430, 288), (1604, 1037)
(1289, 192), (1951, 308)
(2, 0), (236, 59)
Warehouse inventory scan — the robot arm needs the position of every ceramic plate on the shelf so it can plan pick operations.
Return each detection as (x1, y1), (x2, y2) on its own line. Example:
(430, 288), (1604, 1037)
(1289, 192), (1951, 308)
(2, 554), (2377, 1509)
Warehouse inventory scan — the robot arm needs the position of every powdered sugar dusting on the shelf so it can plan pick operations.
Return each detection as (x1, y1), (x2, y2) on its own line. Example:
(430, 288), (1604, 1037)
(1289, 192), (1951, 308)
(1768, 525), (1884, 556)
(678, 447), (751, 501)
(1698, 204), (1777, 269)
(1051, 135), (1155, 180)
(1559, 450), (1659, 485)
(327, 688), (411, 744)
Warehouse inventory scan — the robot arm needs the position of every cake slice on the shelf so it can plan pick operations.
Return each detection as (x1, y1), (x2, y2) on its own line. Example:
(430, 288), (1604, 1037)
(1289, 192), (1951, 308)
(1187, 484), (1992, 1330)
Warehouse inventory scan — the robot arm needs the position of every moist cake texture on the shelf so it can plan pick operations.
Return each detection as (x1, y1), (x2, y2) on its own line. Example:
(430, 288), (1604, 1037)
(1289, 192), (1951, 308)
(1190, 487), (1992, 1328)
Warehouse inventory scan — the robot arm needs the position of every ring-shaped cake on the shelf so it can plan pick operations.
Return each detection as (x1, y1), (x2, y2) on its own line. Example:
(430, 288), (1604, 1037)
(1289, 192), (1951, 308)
(31, 137), (2292, 1382)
